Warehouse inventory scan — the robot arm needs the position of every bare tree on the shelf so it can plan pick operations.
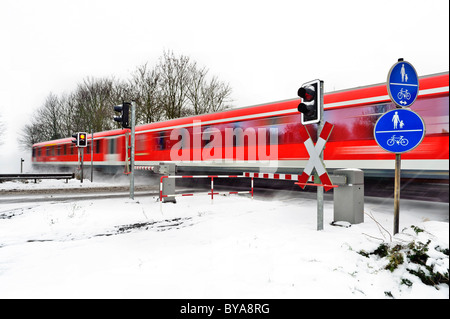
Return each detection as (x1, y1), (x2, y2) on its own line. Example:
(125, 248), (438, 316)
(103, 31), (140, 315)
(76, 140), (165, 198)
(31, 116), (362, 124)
(73, 77), (118, 132)
(58, 92), (78, 137)
(157, 51), (233, 119)
(157, 50), (191, 119)
(130, 63), (163, 124)
(18, 120), (44, 149)
(186, 62), (209, 115)
(191, 73), (232, 114)
(39, 92), (63, 140)
(19, 50), (234, 149)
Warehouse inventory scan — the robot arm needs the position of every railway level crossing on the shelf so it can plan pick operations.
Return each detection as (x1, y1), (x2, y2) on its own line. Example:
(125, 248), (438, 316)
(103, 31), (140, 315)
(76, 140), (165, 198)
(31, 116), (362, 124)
(145, 79), (366, 231)
(153, 162), (364, 230)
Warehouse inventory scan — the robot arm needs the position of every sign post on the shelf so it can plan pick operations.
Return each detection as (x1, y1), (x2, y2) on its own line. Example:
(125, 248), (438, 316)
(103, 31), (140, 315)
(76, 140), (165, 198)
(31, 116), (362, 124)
(375, 59), (423, 234)
(374, 108), (425, 233)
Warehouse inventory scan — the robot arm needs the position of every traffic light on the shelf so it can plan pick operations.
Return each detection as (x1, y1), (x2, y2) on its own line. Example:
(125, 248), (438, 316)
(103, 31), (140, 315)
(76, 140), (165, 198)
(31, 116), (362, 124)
(297, 79), (322, 125)
(113, 102), (131, 128)
(72, 133), (78, 145)
(72, 132), (88, 147)
(78, 132), (88, 147)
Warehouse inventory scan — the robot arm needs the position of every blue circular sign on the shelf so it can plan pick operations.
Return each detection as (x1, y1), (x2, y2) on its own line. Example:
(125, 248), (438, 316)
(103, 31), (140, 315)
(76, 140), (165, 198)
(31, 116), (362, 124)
(374, 109), (425, 154)
(387, 61), (419, 108)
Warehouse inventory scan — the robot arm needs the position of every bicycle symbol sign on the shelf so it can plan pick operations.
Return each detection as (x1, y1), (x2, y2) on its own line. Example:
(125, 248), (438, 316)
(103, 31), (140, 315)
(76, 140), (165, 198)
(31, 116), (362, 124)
(387, 61), (419, 108)
(387, 135), (409, 147)
(374, 109), (425, 154)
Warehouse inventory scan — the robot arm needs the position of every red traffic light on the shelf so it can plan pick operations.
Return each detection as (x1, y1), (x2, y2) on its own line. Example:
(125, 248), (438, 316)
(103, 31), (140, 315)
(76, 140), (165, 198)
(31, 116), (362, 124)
(298, 86), (316, 102)
(297, 79), (322, 125)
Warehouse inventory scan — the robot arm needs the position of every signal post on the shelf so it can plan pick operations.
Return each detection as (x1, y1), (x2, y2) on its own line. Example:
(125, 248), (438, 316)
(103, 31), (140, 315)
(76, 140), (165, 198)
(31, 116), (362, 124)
(113, 101), (136, 200)
(71, 132), (88, 183)
(297, 79), (328, 230)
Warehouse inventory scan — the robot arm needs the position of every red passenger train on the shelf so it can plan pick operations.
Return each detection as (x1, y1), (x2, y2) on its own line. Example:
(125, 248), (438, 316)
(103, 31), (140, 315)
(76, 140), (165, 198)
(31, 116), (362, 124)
(32, 72), (449, 180)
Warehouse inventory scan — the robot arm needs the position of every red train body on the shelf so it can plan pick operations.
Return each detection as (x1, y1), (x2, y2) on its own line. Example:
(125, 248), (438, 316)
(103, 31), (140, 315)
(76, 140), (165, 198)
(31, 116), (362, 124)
(32, 72), (449, 179)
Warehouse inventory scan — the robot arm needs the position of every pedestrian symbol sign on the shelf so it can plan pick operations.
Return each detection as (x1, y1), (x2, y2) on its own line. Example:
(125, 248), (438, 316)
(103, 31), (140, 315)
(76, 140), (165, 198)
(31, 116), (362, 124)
(387, 61), (419, 108)
(374, 108), (425, 154)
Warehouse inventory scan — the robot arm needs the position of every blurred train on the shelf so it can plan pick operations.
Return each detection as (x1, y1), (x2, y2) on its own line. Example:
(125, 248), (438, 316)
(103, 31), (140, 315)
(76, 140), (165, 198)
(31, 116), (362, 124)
(32, 72), (449, 181)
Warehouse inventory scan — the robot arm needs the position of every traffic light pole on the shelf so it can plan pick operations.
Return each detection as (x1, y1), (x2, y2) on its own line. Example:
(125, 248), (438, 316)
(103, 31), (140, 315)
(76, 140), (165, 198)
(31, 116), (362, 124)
(316, 80), (325, 230)
(129, 101), (136, 199)
(91, 130), (94, 182)
(80, 147), (84, 183)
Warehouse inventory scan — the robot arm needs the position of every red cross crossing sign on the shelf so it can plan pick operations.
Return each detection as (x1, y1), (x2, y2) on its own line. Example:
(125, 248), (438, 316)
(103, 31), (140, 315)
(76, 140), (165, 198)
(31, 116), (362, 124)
(297, 122), (335, 191)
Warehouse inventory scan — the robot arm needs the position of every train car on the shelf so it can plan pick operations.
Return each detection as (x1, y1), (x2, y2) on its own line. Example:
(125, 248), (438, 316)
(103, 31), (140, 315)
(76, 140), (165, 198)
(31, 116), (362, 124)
(31, 72), (449, 180)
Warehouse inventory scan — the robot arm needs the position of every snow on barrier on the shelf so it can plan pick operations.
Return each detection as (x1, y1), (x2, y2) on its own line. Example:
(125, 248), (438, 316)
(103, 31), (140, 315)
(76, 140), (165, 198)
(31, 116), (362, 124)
(159, 175), (253, 201)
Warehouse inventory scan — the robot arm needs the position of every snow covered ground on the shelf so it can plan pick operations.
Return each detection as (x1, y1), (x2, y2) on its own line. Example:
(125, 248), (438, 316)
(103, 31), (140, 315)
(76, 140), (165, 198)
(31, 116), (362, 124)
(0, 179), (448, 299)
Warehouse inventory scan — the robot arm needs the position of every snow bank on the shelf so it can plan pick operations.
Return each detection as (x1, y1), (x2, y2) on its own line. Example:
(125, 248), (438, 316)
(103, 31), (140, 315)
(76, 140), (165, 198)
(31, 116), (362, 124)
(0, 181), (448, 299)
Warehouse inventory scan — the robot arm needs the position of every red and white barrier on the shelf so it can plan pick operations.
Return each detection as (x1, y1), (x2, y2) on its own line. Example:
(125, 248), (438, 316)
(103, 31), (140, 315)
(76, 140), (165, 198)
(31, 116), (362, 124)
(159, 175), (253, 201)
(245, 171), (338, 190)
(135, 166), (155, 171)
(244, 172), (308, 181)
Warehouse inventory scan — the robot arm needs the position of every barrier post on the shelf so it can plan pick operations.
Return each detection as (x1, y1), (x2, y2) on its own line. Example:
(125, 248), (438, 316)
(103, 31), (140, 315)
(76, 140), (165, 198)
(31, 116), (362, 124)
(161, 163), (176, 203)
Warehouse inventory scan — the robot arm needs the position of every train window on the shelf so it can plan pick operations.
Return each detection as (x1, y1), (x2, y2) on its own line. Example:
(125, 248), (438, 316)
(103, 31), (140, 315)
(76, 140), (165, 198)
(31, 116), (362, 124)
(136, 134), (147, 152)
(108, 138), (118, 154)
(265, 125), (280, 145)
(202, 126), (212, 148)
(411, 96), (449, 135)
(95, 140), (101, 154)
(157, 131), (169, 150)
(326, 104), (384, 141)
(108, 139), (114, 154)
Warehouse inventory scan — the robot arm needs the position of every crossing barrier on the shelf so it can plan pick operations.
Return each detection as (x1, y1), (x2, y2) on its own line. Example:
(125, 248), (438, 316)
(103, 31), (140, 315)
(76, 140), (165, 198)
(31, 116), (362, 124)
(135, 166), (155, 171)
(243, 172), (339, 190)
(159, 175), (253, 201)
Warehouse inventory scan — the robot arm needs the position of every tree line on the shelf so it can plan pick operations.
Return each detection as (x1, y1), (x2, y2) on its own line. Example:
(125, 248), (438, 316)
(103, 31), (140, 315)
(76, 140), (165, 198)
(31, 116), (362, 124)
(19, 51), (233, 149)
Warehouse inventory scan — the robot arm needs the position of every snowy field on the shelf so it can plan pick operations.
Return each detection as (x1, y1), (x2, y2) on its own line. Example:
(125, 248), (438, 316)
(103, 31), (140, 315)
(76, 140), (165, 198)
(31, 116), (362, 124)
(0, 179), (448, 299)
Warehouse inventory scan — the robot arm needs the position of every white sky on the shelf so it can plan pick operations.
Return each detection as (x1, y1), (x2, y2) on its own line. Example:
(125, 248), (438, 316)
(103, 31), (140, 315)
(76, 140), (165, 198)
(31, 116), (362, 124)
(0, 0), (449, 173)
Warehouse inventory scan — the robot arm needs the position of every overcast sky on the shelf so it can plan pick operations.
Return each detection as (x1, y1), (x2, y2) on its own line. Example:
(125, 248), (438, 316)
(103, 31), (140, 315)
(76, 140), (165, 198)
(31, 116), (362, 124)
(1, 0), (449, 173)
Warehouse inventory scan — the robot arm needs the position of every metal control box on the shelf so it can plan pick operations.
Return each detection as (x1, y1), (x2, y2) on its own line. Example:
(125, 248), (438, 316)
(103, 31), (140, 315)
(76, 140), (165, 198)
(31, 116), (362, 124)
(333, 168), (364, 224)
(159, 163), (176, 203)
